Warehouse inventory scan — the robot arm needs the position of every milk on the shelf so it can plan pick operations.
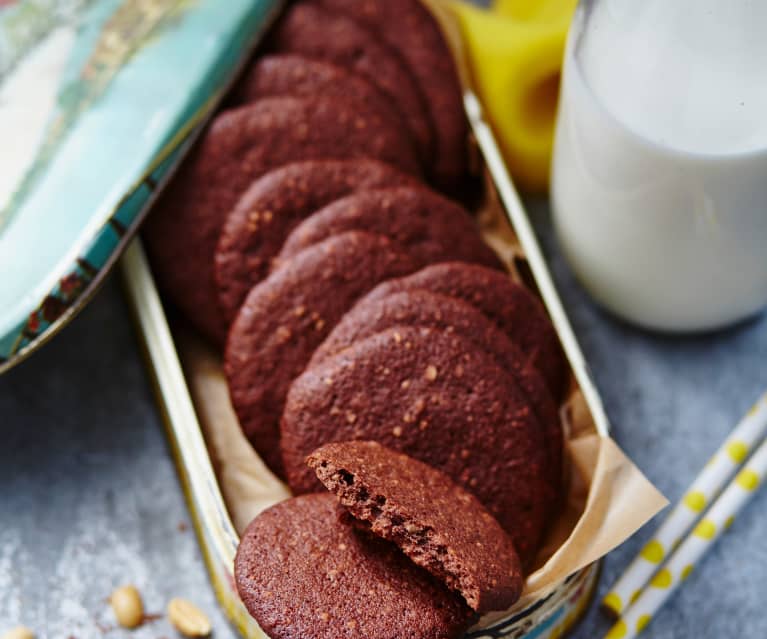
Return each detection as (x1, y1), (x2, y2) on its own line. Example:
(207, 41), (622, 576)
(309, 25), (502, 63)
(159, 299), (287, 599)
(551, 0), (767, 331)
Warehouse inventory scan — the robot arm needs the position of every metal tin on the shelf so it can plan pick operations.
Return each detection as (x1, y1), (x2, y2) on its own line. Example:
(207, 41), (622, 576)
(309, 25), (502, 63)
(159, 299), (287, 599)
(116, 1), (613, 635)
(120, 87), (609, 638)
(0, 0), (283, 373)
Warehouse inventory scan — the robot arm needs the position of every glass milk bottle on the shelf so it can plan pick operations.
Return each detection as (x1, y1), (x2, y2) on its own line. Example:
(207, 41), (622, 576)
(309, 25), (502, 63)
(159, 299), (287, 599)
(551, 0), (767, 331)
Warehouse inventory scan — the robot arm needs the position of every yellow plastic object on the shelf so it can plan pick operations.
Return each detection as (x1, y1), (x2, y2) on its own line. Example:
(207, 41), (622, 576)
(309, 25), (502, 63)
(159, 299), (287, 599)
(451, 0), (575, 192)
(493, 0), (576, 24)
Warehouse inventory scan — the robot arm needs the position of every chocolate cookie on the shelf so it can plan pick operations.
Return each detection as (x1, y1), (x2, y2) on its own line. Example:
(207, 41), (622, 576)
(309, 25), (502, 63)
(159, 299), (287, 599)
(314, 0), (467, 189)
(310, 289), (563, 495)
(276, 186), (502, 270)
(366, 262), (569, 399)
(225, 232), (417, 477)
(281, 325), (551, 564)
(215, 160), (417, 324)
(269, 2), (434, 167)
(308, 441), (524, 613)
(233, 56), (410, 157)
(235, 494), (473, 639)
(144, 96), (421, 343)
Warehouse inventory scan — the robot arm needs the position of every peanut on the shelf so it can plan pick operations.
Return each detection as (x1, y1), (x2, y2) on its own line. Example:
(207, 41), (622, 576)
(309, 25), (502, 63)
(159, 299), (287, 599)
(167, 598), (211, 637)
(1, 627), (35, 639)
(110, 584), (144, 629)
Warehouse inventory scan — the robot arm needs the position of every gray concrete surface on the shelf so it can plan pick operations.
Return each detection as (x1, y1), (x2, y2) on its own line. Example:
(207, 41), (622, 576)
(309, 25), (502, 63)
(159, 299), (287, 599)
(1, 203), (765, 639)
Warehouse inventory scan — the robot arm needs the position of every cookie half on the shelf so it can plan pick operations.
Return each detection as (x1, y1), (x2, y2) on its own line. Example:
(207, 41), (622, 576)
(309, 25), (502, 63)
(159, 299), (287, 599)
(276, 186), (502, 270)
(235, 493), (473, 639)
(308, 440), (524, 613)
(225, 232), (417, 477)
(281, 325), (551, 564)
(144, 95), (421, 343)
(215, 160), (417, 324)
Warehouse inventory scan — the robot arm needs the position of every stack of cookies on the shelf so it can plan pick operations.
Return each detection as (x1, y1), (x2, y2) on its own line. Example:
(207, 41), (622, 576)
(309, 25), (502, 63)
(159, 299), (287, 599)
(145, 1), (570, 636)
(236, 441), (526, 638)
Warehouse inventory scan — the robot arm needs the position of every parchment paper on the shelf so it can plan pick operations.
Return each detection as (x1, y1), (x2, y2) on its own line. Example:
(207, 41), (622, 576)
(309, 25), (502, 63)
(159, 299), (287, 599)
(174, 0), (667, 622)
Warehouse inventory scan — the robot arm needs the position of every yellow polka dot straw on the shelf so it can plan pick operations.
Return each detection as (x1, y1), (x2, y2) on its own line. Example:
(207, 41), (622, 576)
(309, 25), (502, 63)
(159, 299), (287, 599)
(604, 436), (766, 639)
(602, 392), (767, 617)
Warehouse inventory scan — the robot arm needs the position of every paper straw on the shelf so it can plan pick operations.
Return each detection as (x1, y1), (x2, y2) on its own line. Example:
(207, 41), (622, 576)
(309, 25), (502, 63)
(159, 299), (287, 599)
(603, 392), (767, 616)
(604, 436), (767, 639)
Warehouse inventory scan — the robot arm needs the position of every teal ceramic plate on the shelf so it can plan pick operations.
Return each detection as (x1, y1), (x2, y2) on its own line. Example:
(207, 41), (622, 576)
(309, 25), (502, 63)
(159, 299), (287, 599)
(0, 0), (282, 373)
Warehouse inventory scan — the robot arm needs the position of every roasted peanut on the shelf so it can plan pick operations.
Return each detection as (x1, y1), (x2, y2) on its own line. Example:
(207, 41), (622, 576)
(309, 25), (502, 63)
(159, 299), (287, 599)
(167, 597), (211, 637)
(110, 584), (144, 629)
(1, 627), (35, 639)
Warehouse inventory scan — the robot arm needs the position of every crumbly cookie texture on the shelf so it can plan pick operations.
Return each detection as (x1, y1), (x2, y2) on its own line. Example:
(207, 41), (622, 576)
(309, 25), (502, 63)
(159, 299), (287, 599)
(308, 440), (524, 613)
